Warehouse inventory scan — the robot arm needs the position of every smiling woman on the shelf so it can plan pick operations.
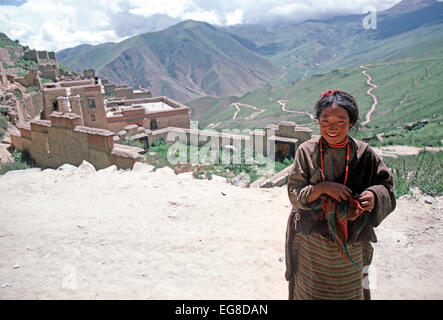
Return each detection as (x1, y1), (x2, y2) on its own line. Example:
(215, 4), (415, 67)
(286, 89), (396, 300)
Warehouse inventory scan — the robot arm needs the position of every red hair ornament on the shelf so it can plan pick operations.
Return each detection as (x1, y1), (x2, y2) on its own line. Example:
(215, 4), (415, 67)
(320, 88), (342, 98)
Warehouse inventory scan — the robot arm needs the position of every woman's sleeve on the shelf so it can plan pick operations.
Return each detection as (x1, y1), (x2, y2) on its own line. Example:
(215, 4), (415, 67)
(287, 146), (317, 210)
(365, 148), (397, 227)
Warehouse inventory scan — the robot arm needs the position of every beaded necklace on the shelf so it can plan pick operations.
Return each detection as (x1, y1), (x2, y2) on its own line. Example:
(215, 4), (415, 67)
(319, 136), (350, 184)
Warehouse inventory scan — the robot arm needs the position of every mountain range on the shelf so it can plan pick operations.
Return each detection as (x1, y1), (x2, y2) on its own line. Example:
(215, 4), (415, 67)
(58, 0), (443, 102)
(56, 0), (443, 146)
(57, 20), (283, 102)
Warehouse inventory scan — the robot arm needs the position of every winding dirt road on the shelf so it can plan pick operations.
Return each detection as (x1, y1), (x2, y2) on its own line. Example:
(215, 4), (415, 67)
(277, 100), (315, 120)
(360, 65), (379, 126)
(231, 103), (265, 120)
(231, 103), (240, 120)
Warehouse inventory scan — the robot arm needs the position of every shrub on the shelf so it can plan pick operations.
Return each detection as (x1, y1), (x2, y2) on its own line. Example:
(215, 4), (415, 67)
(0, 161), (30, 175)
(384, 151), (443, 198)
(121, 138), (144, 149)
(275, 157), (293, 173)
(0, 150), (31, 175)
(0, 116), (7, 140)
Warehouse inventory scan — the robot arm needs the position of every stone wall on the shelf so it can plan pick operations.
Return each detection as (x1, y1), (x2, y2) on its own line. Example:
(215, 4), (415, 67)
(145, 110), (190, 130)
(42, 83), (108, 130)
(39, 64), (58, 81)
(23, 50), (57, 64)
(107, 108), (190, 133)
(83, 69), (95, 79)
(23, 91), (44, 119)
(103, 83), (116, 95)
(71, 85), (108, 130)
(38, 51), (49, 62)
(23, 50), (39, 62)
(15, 68), (41, 88)
(10, 112), (142, 170)
(133, 89), (152, 99)
(0, 62), (7, 86)
(144, 121), (311, 157)
(115, 86), (133, 99)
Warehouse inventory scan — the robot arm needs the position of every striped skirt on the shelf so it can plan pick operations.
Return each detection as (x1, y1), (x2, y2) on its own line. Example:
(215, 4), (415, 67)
(289, 232), (373, 300)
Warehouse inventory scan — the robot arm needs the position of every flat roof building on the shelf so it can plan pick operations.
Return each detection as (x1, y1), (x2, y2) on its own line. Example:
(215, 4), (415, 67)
(41, 79), (191, 134)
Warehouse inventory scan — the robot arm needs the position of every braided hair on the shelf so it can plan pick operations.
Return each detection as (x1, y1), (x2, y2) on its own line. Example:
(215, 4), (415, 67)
(314, 89), (360, 131)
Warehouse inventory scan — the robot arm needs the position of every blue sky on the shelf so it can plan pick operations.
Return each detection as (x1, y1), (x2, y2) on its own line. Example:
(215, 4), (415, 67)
(0, 0), (401, 52)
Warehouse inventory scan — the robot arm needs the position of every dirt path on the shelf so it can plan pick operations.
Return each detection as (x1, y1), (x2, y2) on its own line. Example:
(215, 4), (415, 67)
(0, 167), (442, 299)
(360, 65), (379, 126)
(231, 103), (240, 120)
(277, 100), (315, 120)
(231, 103), (265, 120)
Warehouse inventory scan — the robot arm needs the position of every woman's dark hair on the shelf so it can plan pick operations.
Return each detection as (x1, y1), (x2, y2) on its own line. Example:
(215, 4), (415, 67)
(314, 90), (360, 131)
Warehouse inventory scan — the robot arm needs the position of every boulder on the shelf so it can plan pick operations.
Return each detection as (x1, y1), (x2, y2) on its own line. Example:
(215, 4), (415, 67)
(2, 169), (24, 177)
(97, 165), (118, 174)
(156, 167), (175, 175)
(41, 168), (56, 176)
(22, 168), (41, 174)
(260, 179), (274, 188)
(231, 172), (250, 188)
(118, 130), (127, 139)
(76, 160), (96, 173)
(132, 162), (155, 173)
(56, 164), (77, 171)
(124, 124), (139, 136)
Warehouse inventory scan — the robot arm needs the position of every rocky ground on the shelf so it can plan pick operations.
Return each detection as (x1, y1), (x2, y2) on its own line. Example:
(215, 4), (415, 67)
(0, 162), (442, 300)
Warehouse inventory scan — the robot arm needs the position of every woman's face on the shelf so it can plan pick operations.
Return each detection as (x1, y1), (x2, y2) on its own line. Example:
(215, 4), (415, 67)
(319, 104), (353, 145)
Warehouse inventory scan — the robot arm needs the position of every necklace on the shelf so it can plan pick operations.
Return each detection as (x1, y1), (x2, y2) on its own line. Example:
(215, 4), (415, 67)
(319, 136), (350, 184)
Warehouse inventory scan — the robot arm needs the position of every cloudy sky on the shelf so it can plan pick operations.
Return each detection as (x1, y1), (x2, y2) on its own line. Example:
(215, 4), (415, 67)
(0, 0), (401, 52)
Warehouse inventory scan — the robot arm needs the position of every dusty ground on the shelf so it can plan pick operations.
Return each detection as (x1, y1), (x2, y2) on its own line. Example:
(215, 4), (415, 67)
(0, 166), (442, 300)
(372, 145), (443, 158)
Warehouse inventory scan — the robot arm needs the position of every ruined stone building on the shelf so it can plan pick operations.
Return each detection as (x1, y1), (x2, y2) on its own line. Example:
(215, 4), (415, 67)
(11, 112), (142, 170)
(0, 62), (8, 87)
(23, 49), (60, 81)
(40, 78), (191, 135)
(8, 62), (312, 171)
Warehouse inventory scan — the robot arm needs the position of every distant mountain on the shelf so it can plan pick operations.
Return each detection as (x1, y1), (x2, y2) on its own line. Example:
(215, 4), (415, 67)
(186, 0), (443, 146)
(224, 0), (443, 81)
(57, 0), (443, 106)
(56, 44), (94, 61)
(384, 0), (436, 15)
(58, 20), (283, 102)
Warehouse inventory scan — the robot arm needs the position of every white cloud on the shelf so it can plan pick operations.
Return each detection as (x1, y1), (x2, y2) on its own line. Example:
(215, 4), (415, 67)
(0, 0), (403, 52)
(225, 9), (244, 26)
(183, 8), (221, 25)
(127, 0), (193, 18)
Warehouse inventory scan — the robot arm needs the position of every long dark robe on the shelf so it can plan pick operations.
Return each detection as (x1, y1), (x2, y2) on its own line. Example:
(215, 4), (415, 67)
(285, 137), (396, 295)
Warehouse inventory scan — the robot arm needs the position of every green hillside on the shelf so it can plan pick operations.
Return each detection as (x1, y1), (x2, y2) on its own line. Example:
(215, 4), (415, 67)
(188, 34), (443, 147)
(224, 1), (443, 83)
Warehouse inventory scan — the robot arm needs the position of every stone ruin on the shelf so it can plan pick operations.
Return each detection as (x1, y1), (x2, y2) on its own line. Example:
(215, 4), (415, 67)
(0, 62), (7, 87)
(83, 69), (95, 79)
(23, 49), (59, 81)
(15, 68), (41, 89)
(10, 112), (143, 170)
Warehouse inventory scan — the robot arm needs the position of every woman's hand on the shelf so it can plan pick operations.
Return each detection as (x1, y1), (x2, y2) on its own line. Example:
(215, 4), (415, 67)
(321, 182), (353, 203)
(308, 181), (352, 203)
(358, 190), (375, 211)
